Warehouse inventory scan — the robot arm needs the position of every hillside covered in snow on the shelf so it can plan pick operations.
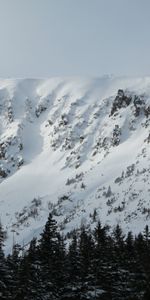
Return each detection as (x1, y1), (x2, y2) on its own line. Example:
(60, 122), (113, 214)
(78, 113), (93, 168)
(0, 76), (150, 251)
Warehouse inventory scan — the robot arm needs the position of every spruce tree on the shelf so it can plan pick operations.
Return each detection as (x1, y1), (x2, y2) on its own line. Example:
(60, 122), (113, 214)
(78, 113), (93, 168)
(0, 222), (11, 299)
(78, 227), (95, 297)
(68, 232), (80, 285)
(38, 213), (60, 299)
(93, 221), (112, 296)
(6, 243), (21, 299)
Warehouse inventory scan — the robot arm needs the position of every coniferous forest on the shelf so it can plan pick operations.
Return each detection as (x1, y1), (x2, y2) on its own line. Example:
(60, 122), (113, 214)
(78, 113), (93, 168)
(1, 214), (150, 299)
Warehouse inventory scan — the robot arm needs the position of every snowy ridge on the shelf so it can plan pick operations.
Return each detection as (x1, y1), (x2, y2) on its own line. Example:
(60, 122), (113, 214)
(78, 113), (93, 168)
(0, 76), (150, 251)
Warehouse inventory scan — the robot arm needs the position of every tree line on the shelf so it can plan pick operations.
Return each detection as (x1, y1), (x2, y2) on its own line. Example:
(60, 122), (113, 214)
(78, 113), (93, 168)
(1, 214), (150, 299)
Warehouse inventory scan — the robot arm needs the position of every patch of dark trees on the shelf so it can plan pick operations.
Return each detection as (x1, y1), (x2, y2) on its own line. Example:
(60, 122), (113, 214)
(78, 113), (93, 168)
(1, 214), (150, 299)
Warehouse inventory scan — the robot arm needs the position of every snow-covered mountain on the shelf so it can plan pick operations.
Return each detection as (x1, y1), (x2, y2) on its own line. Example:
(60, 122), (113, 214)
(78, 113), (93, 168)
(0, 76), (150, 251)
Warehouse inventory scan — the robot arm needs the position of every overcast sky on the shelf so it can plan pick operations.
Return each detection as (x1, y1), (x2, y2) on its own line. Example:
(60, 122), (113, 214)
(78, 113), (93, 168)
(0, 0), (150, 78)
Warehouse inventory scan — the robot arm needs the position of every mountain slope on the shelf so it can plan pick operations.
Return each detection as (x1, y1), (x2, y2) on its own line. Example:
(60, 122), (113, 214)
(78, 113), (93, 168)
(0, 76), (150, 251)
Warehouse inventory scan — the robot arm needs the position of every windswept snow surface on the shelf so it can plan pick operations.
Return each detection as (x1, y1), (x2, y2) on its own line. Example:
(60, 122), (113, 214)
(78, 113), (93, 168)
(0, 76), (150, 252)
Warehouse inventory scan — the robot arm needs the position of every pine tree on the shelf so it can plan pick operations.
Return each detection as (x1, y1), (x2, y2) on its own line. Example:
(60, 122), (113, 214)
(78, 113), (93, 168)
(133, 233), (147, 299)
(26, 237), (45, 300)
(38, 213), (60, 299)
(6, 243), (21, 299)
(113, 224), (125, 256)
(68, 232), (80, 285)
(52, 233), (67, 298)
(93, 221), (112, 298)
(143, 225), (150, 246)
(142, 226), (150, 297)
(111, 224), (129, 299)
(64, 232), (81, 299)
(0, 222), (11, 299)
(78, 227), (95, 297)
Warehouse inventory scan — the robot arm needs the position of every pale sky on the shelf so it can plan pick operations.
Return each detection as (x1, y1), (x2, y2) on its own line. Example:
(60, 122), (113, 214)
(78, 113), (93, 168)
(0, 0), (150, 78)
